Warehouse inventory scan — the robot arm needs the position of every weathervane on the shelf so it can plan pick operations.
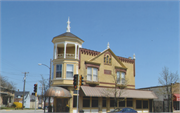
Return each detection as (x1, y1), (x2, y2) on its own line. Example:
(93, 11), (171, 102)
(107, 42), (110, 49)
(66, 17), (71, 32)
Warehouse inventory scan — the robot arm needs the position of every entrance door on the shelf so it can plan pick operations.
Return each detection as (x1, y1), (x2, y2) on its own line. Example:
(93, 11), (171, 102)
(56, 98), (68, 112)
(3, 96), (8, 105)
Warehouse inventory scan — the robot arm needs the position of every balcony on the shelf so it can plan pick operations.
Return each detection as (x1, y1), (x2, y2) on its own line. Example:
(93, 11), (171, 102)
(57, 53), (78, 59)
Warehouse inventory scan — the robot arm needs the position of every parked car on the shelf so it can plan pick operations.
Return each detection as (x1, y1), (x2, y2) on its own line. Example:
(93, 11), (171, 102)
(108, 108), (137, 113)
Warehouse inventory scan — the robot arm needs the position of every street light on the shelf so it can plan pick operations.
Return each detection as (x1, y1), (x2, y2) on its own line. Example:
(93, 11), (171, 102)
(38, 59), (52, 112)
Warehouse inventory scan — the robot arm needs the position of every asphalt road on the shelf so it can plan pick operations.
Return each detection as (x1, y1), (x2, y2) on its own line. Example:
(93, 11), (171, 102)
(0, 110), (45, 113)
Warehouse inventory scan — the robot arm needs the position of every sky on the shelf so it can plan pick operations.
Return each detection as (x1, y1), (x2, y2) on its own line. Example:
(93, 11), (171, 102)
(0, 1), (179, 95)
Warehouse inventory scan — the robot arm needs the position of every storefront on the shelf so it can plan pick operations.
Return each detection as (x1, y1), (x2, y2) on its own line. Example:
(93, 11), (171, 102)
(45, 87), (72, 112)
(173, 94), (180, 110)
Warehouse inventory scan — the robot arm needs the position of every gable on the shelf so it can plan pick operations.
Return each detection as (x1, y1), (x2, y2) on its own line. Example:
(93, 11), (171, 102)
(89, 48), (126, 69)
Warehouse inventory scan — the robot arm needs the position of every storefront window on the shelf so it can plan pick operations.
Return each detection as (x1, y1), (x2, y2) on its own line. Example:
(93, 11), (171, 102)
(143, 100), (148, 109)
(119, 100), (125, 107)
(102, 99), (106, 107)
(136, 100), (142, 109)
(110, 99), (117, 107)
(127, 99), (133, 107)
(83, 97), (90, 107)
(92, 98), (98, 107)
(73, 96), (77, 107)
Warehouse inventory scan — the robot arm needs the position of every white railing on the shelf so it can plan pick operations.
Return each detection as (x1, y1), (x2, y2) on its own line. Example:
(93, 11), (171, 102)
(57, 53), (78, 59)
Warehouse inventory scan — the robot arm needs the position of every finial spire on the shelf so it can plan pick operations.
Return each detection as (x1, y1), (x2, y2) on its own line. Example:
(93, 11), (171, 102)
(133, 53), (136, 59)
(66, 17), (71, 32)
(107, 42), (110, 49)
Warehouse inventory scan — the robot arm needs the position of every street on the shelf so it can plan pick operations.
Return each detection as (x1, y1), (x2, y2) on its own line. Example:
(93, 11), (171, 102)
(0, 110), (45, 113)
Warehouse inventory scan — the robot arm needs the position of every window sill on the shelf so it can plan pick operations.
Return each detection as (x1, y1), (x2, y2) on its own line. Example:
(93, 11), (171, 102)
(86, 80), (99, 85)
(53, 78), (73, 80)
(117, 84), (126, 88)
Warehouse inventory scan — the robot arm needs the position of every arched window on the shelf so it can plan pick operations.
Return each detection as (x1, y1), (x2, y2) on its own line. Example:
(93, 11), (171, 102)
(104, 57), (106, 63)
(109, 58), (111, 64)
(106, 56), (109, 63)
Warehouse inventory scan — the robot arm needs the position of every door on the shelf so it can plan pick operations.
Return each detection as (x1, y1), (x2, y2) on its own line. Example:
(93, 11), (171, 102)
(56, 98), (68, 112)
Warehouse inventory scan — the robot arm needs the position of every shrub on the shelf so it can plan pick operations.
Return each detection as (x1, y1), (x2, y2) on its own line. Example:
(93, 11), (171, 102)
(11, 103), (16, 108)
(13, 102), (22, 109)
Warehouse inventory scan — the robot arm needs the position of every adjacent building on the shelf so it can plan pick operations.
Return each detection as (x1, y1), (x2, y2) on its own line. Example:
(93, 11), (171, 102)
(45, 18), (157, 113)
(139, 83), (180, 112)
(0, 86), (14, 107)
(30, 95), (38, 109)
(14, 91), (30, 108)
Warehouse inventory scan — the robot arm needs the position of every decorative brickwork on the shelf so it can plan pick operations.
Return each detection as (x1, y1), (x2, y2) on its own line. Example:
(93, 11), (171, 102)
(85, 63), (100, 71)
(79, 48), (135, 77)
(117, 56), (135, 64)
(104, 70), (112, 75)
(115, 68), (127, 74)
(80, 48), (100, 56)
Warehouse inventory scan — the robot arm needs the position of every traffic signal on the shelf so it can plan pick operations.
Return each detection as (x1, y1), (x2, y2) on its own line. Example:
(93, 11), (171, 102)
(79, 75), (84, 86)
(34, 84), (37, 92)
(73, 74), (78, 89)
(32, 93), (35, 95)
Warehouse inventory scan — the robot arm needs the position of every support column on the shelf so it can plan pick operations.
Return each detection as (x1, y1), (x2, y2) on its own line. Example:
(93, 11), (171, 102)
(78, 45), (79, 60)
(75, 44), (77, 59)
(107, 98), (110, 112)
(64, 42), (67, 58)
(99, 97), (102, 113)
(54, 44), (57, 59)
(69, 88), (73, 113)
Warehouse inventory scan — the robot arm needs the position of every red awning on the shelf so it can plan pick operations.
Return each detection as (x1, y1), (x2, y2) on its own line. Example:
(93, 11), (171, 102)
(173, 94), (180, 101)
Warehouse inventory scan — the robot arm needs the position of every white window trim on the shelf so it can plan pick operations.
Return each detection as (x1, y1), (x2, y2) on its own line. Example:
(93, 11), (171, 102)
(87, 67), (98, 82)
(116, 71), (125, 85)
(56, 64), (63, 78)
(66, 64), (74, 78)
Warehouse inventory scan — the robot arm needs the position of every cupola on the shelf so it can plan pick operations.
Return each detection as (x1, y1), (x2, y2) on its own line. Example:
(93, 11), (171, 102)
(52, 17), (84, 60)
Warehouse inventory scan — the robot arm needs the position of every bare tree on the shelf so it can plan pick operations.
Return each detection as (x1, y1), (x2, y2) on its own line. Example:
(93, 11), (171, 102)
(0, 75), (16, 91)
(101, 68), (128, 109)
(158, 66), (179, 112)
(39, 75), (49, 113)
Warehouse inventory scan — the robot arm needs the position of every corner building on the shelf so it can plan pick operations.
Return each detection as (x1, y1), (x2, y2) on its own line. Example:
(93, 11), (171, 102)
(46, 18), (157, 113)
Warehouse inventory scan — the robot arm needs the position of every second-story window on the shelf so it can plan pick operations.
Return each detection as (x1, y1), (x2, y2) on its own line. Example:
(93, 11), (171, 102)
(116, 72), (125, 84)
(87, 67), (92, 81)
(56, 64), (62, 78)
(66, 64), (73, 78)
(87, 67), (98, 81)
(93, 68), (98, 81)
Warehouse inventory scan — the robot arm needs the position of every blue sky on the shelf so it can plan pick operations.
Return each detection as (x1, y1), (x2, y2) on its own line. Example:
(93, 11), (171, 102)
(1, 1), (179, 94)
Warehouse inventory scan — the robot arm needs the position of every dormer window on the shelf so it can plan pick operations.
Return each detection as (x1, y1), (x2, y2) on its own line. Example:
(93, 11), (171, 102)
(104, 54), (111, 65)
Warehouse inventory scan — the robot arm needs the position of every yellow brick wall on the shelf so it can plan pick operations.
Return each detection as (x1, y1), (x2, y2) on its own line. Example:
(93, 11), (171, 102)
(78, 50), (135, 89)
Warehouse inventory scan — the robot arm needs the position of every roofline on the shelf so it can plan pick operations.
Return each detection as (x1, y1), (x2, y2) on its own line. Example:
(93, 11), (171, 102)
(137, 83), (180, 89)
(81, 48), (132, 62)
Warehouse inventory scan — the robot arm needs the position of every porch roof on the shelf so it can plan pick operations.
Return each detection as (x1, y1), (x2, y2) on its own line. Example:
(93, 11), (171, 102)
(45, 87), (72, 98)
(81, 86), (157, 99)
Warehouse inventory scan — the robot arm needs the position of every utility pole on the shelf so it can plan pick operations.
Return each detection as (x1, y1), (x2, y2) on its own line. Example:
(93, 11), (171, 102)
(48, 59), (52, 111)
(22, 72), (29, 110)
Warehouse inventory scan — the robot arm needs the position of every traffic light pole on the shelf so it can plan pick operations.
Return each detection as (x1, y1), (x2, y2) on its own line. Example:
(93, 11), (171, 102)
(76, 75), (79, 113)
(35, 92), (37, 113)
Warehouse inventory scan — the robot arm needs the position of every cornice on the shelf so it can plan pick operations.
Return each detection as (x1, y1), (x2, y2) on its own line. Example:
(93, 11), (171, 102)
(117, 56), (135, 64)
(80, 48), (100, 56)
(85, 61), (101, 65)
